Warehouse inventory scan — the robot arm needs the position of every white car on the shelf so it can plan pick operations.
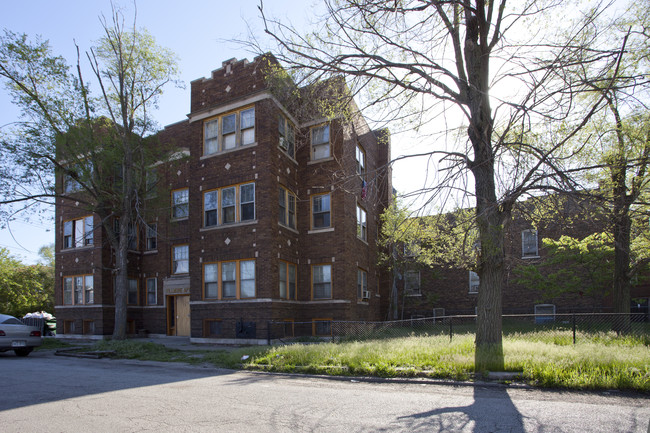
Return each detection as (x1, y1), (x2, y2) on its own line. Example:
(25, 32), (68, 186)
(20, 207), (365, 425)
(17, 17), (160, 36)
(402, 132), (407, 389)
(0, 314), (43, 357)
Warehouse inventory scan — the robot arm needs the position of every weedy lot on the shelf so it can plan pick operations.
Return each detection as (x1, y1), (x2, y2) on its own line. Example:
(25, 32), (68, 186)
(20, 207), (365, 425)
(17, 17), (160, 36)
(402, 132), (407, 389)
(41, 329), (650, 393)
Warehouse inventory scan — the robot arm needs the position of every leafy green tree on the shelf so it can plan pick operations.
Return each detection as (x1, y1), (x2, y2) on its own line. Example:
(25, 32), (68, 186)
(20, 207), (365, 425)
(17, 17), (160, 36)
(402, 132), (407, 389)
(0, 8), (180, 338)
(561, 2), (650, 327)
(258, 0), (631, 370)
(0, 248), (53, 316)
(379, 199), (477, 319)
(514, 233), (614, 307)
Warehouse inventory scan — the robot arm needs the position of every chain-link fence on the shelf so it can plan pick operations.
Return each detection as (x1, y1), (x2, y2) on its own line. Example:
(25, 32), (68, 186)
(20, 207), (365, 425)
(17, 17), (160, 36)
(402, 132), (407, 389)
(267, 313), (650, 345)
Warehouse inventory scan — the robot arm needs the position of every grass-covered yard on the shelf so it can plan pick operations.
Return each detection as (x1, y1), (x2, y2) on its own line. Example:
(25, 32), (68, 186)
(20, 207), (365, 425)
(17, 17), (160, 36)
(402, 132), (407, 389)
(45, 330), (650, 392)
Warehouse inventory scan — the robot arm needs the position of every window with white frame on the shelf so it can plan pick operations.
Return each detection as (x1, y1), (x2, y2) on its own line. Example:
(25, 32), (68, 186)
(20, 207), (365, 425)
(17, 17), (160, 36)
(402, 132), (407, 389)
(172, 245), (189, 274)
(146, 278), (157, 305)
(278, 186), (296, 229)
(146, 224), (157, 251)
(203, 107), (255, 155)
(356, 144), (366, 177)
(356, 204), (367, 241)
(312, 264), (332, 299)
(63, 275), (93, 305)
(172, 188), (189, 219)
(357, 269), (368, 300)
(469, 271), (480, 293)
(279, 261), (297, 300)
(311, 193), (331, 229)
(311, 124), (330, 160)
(405, 270), (421, 295)
(63, 216), (93, 249)
(203, 259), (256, 300)
(203, 182), (255, 227)
(522, 229), (539, 258)
(278, 115), (295, 158)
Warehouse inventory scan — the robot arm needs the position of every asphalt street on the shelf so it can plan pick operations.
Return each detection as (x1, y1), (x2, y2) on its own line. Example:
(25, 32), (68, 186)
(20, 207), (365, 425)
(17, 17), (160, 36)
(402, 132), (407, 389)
(1, 349), (648, 432)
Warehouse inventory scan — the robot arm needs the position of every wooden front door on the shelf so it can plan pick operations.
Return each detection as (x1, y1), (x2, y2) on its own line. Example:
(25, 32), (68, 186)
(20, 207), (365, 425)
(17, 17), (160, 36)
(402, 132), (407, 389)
(168, 295), (190, 336)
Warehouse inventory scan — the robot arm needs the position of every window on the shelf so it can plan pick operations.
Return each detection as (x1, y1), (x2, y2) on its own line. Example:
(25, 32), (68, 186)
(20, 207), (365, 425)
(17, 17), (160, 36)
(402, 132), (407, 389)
(356, 205), (367, 241)
(85, 276), (94, 304)
(240, 183), (255, 221)
(127, 278), (138, 305)
(357, 269), (368, 300)
(204, 319), (222, 337)
(405, 270), (421, 295)
(146, 278), (157, 305)
(83, 320), (95, 335)
(312, 264), (332, 299)
(222, 261), (237, 298)
(221, 187), (236, 224)
(240, 260), (256, 298)
(63, 216), (93, 249)
(241, 108), (255, 145)
(204, 182), (255, 227)
(172, 245), (189, 274)
(279, 186), (297, 229)
(278, 115), (295, 158)
(469, 271), (479, 293)
(203, 107), (256, 156)
(522, 229), (539, 258)
(63, 160), (92, 194)
(204, 264), (219, 299)
(203, 259), (256, 300)
(313, 319), (332, 336)
(112, 219), (137, 250)
(356, 144), (366, 177)
(534, 304), (556, 324)
(146, 224), (157, 251)
(63, 275), (93, 305)
(172, 188), (189, 219)
(311, 193), (331, 229)
(204, 190), (218, 227)
(145, 168), (158, 198)
(311, 124), (330, 160)
(279, 261), (297, 300)
(222, 113), (236, 149)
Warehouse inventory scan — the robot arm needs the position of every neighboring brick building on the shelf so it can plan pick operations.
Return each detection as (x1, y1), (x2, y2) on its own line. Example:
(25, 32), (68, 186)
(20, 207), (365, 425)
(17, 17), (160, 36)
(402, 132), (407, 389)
(398, 197), (650, 319)
(54, 55), (392, 341)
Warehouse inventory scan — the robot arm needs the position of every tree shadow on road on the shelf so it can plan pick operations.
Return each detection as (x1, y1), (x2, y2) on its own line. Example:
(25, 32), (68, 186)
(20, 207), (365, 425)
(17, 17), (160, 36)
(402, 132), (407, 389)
(392, 385), (526, 432)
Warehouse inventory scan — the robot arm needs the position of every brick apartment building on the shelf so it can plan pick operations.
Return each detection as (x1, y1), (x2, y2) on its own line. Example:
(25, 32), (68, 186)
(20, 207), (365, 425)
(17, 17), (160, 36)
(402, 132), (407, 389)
(54, 55), (392, 342)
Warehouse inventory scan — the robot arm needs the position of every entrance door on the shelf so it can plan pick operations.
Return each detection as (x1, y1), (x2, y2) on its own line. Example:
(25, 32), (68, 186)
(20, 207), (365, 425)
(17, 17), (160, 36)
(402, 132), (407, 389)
(167, 295), (191, 336)
(175, 295), (190, 336)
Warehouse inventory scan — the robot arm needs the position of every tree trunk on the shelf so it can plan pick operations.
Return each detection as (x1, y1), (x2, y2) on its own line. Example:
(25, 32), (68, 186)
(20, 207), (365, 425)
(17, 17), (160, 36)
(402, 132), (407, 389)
(612, 204), (632, 333)
(473, 162), (506, 372)
(112, 237), (129, 340)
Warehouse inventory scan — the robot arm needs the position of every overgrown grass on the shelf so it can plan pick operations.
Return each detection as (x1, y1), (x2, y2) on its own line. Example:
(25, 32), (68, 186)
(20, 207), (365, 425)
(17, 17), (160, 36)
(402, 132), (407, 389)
(71, 332), (649, 392)
(248, 332), (650, 392)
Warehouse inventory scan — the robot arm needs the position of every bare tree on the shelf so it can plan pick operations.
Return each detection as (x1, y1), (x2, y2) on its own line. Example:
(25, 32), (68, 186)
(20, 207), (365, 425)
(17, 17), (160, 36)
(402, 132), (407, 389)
(254, 0), (629, 370)
(0, 6), (180, 339)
